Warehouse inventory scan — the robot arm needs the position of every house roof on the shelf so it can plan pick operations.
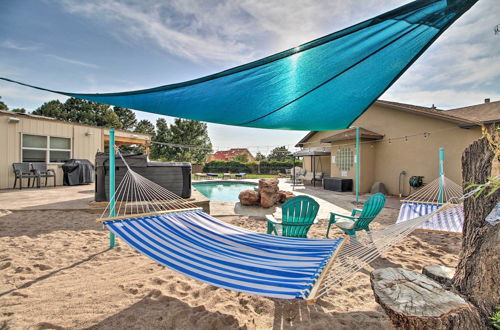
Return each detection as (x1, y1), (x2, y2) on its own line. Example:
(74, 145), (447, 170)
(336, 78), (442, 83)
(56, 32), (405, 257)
(293, 147), (331, 157)
(295, 99), (484, 147)
(440, 100), (500, 124)
(320, 127), (384, 143)
(375, 100), (477, 126)
(0, 109), (151, 139)
(207, 148), (254, 161)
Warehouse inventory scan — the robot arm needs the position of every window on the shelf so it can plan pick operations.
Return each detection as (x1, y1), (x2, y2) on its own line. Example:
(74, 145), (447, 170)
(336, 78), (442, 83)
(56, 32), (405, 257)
(22, 134), (71, 163)
(335, 148), (354, 172)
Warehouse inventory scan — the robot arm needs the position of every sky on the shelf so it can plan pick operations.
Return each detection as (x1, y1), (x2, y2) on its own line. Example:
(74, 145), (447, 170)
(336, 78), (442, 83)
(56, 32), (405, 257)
(0, 0), (499, 155)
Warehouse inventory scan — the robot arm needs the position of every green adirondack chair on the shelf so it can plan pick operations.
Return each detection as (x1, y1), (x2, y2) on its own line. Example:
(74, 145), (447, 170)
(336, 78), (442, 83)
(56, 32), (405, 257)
(326, 193), (386, 238)
(266, 196), (320, 238)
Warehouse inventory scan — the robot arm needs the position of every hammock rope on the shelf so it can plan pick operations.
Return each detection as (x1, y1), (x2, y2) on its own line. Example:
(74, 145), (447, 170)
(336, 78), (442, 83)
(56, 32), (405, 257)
(96, 148), (484, 301)
(396, 175), (464, 234)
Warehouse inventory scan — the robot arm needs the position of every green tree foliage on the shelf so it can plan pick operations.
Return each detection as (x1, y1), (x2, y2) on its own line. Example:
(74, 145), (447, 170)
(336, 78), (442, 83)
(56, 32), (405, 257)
(113, 106), (137, 130)
(32, 100), (65, 119)
(259, 160), (301, 174)
(134, 119), (155, 135)
(255, 152), (266, 161)
(150, 118), (170, 160)
(203, 160), (250, 173)
(203, 159), (302, 174)
(231, 152), (249, 162)
(32, 98), (123, 129)
(150, 118), (212, 164)
(0, 96), (8, 110)
(267, 146), (293, 161)
(11, 108), (26, 114)
(95, 105), (122, 129)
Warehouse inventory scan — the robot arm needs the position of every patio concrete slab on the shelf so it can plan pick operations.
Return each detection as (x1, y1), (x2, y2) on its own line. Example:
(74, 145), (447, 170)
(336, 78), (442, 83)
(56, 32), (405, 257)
(0, 184), (96, 211)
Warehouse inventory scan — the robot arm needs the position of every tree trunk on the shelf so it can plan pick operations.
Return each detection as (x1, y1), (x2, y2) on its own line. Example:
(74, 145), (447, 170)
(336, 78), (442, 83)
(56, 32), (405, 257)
(453, 137), (500, 325)
(371, 268), (482, 330)
(422, 264), (454, 287)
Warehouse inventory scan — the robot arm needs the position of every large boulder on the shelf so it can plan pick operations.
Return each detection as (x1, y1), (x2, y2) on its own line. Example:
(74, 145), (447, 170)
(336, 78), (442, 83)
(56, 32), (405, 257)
(259, 178), (279, 208)
(238, 190), (260, 206)
(277, 190), (295, 203)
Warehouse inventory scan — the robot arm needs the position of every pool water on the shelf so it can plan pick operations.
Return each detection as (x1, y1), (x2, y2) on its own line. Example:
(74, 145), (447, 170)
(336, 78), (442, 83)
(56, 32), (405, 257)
(193, 181), (257, 202)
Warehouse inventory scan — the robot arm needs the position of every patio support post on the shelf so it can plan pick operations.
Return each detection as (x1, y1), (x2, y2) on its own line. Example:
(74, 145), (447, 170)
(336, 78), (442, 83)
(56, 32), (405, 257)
(109, 129), (116, 248)
(438, 147), (444, 203)
(313, 155), (316, 187)
(354, 126), (360, 204)
(292, 156), (296, 191)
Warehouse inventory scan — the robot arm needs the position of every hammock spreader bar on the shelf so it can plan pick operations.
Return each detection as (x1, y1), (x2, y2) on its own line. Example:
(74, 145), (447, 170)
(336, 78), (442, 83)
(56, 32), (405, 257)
(0, 0), (477, 130)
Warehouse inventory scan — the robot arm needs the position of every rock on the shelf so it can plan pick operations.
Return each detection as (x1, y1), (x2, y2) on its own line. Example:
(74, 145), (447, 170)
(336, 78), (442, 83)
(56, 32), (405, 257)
(422, 264), (455, 287)
(258, 178), (279, 208)
(371, 267), (482, 330)
(238, 190), (260, 206)
(370, 182), (388, 195)
(277, 190), (295, 203)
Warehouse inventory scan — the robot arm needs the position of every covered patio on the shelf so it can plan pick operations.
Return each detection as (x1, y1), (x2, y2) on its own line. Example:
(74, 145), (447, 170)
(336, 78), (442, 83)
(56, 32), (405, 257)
(293, 147), (331, 187)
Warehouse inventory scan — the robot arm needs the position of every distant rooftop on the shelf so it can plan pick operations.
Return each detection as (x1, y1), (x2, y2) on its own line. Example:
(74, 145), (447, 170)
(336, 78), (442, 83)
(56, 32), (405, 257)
(207, 148), (255, 162)
(441, 99), (500, 124)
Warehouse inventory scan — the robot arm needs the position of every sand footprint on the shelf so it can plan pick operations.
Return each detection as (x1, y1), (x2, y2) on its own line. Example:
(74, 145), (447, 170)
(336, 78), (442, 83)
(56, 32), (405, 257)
(151, 277), (165, 285)
(34, 264), (52, 271)
(0, 261), (11, 270)
(11, 291), (28, 298)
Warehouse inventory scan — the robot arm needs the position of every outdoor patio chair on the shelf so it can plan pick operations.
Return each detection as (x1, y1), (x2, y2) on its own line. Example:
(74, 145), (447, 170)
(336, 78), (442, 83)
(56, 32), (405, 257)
(235, 173), (246, 179)
(207, 173), (219, 179)
(31, 163), (56, 187)
(223, 173), (231, 179)
(291, 168), (305, 184)
(313, 172), (324, 184)
(266, 195), (319, 238)
(300, 171), (314, 184)
(326, 193), (386, 238)
(12, 162), (39, 189)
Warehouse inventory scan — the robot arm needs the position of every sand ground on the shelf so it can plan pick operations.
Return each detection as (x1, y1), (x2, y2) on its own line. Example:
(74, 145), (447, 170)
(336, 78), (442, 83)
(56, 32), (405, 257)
(0, 207), (461, 329)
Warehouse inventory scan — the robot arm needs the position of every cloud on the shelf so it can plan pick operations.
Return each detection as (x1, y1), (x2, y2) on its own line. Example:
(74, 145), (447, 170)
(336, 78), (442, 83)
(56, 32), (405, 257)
(1, 40), (39, 51)
(45, 54), (100, 69)
(56, 0), (258, 64)
(0, 83), (68, 110)
(54, 0), (406, 65)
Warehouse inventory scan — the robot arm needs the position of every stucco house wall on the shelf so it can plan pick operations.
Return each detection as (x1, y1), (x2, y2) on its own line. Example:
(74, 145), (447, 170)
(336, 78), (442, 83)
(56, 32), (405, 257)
(299, 103), (484, 195)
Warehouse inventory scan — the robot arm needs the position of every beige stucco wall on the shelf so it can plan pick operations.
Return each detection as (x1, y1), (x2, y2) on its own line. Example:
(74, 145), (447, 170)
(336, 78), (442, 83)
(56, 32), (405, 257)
(328, 139), (376, 193)
(300, 104), (482, 195)
(0, 113), (104, 189)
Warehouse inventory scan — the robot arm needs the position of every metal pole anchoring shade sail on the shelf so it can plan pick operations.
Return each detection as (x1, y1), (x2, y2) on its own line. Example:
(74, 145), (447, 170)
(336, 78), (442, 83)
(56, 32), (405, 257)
(109, 129), (116, 248)
(0, 0), (477, 131)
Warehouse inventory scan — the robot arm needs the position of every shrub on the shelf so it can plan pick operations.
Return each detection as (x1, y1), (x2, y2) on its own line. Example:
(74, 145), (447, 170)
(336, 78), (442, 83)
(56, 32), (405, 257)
(203, 160), (250, 173)
(202, 159), (303, 174)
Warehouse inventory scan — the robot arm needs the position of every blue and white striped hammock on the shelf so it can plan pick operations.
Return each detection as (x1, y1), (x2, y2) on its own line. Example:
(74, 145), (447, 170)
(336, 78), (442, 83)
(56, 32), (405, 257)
(396, 202), (464, 234)
(104, 209), (344, 300)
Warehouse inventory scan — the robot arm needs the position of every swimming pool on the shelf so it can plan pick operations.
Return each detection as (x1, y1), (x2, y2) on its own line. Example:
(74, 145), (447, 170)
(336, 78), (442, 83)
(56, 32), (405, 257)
(193, 181), (257, 202)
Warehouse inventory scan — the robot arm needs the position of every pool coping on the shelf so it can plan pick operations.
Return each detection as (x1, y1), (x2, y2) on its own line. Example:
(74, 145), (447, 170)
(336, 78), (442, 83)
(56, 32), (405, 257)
(192, 179), (258, 185)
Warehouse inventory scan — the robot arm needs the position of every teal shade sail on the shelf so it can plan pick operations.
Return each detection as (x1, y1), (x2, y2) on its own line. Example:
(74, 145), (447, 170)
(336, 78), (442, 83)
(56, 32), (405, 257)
(1, 0), (477, 131)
